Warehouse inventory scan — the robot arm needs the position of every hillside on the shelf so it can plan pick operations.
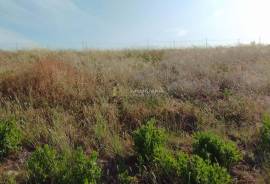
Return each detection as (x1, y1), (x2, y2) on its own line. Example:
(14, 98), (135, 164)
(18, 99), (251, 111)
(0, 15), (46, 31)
(0, 45), (270, 183)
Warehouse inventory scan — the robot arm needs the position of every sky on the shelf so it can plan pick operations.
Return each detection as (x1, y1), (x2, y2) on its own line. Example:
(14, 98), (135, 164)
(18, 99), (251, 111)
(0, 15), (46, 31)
(0, 0), (269, 49)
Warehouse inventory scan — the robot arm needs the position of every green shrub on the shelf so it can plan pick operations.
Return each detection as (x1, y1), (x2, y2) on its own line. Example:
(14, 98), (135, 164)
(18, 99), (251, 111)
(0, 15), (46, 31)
(132, 121), (233, 183)
(261, 114), (270, 151)
(27, 145), (60, 184)
(62, 149), (101, 184)
(180, 155), (232, 184)
(193, 132), (242, 168)
(154, 150), (232, 184)
(153, 147), (178, 175)
(27, 145), (101, 184)
(175, 152), (189, 175)
(133, 118), (166, 163)
(0, 118), (21, 159)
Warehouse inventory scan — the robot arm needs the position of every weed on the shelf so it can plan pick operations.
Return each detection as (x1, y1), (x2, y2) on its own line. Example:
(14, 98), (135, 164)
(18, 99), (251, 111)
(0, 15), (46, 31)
(193, 132), (242, 168)
(133, 118), (166, 164)
(154, 149), (232, 184)
(27, 145), (101, 184)
(62, 148), (101, 184)
(153, 147), (177, 176)
(27, 145), (60, 184)
(0, 118), (21, 159)
(180, 155), (232, 184)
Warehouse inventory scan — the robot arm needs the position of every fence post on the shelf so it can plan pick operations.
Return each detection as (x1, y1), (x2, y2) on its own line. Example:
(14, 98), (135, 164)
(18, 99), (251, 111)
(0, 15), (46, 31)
(85, 41), (88, 50)
(173, 40), (176, 49)
(81, 41), (85, 50)
(147, 40), (150, 50)
(237, 38), (240, 45)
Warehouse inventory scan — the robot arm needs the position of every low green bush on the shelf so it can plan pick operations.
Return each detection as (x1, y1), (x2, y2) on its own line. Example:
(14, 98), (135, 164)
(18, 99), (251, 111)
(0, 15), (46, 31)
(193, 132), (242, 168)
(133, 122), (233, 183)
(27, 145), (101, 184)
(180, 155), (232, 184)
(261, 114), (270, 151)
(27, 145), (61, 184)
(0, 118), (21, 159)
(133, 118), (166, 164)
(153, 147), (178, 176)
(154, 150), (232, 184)
(62, 149), (101, 184)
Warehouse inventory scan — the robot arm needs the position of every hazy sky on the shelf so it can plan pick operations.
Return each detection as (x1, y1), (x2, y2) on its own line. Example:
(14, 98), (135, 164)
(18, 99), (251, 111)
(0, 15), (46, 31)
(0, 0), (269, 49)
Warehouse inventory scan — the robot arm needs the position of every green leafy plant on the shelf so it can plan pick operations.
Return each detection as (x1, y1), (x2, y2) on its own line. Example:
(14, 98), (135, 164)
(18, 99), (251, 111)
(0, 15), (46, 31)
(27, 144), (61, 184)
(180, 155), (232, 184)
(193, 132), (242, 168)
(153, 146), (178, 176)
(0, 118), (21, 159)
(62, 148), (101, 184)
(27, 145), (101, 184)
(154, 150), (232, 184)
(133, 118), (166, 164)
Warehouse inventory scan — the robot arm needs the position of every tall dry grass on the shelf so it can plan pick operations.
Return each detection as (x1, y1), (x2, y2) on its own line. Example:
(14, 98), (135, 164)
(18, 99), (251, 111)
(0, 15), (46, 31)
(0, 45), (270, 183)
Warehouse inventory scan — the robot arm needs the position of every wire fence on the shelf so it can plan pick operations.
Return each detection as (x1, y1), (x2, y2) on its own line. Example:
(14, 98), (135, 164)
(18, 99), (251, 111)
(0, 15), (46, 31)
(0, 38), (265, 51)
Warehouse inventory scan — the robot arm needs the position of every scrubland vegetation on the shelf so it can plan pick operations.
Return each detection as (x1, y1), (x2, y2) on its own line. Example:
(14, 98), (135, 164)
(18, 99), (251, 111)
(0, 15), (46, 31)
(0, 45), (270, 183)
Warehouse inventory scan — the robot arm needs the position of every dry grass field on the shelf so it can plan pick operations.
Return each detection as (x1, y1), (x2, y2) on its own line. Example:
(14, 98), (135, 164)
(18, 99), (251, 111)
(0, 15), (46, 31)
(0, 45), (270, 183)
